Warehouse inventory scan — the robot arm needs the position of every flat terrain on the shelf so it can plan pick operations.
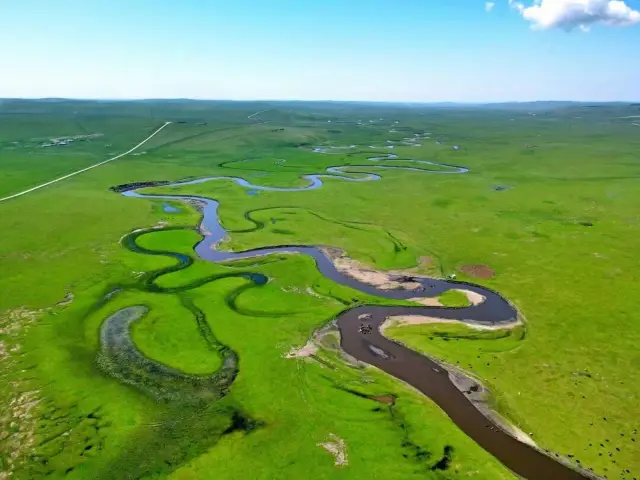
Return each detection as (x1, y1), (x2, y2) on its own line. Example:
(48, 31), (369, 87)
(1, 99), (639, 479)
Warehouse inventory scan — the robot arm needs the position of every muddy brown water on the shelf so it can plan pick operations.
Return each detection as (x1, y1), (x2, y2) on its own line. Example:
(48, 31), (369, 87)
(337, 306), (586, 480)
(118, 158), (589, 479)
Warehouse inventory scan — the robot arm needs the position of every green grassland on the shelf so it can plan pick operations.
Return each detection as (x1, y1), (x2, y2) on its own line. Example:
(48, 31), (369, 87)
(437, 290), (471, 307)
(1, 99), (639, 479)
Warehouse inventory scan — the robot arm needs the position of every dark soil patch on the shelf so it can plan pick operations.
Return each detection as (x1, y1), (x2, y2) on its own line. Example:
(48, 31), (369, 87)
(459, 264), (495, 279)
(419, 256), (435, 268)
(373, 395), (396, 405)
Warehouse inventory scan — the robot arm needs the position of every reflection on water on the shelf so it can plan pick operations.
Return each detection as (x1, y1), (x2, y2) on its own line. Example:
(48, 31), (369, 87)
(163, 203), (180, 213)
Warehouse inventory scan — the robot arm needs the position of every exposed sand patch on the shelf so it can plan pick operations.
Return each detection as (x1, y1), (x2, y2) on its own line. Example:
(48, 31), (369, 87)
(321, 247), (421, 290)
(212, 235), (231, 250)
(369, 344), (393, 359)
(199, 223), (212, 236)
(459, 264), (495, 279)
(456, 289), (485, 306)
(306, 286), (322, 298)
(317, 434), (348, 466)
(283, 322), (333, 360)
(380, 315), (521, 335)
(284, 323), (365, 368)
(284, 340), (318, 358)
(408, 297), (442, 306)
(380, 315), (457, 335)
(510, 425), (538, 447)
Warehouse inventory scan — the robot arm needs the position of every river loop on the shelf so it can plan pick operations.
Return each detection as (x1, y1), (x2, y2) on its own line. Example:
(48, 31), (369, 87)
(111, 150), (589, 479)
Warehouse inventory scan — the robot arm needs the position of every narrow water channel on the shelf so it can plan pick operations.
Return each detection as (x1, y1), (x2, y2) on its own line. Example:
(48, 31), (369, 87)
(116, 155), (589, 479)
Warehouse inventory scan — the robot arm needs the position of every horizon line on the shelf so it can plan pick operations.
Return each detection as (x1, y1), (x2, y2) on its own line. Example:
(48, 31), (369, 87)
(1, 97), (639, 105)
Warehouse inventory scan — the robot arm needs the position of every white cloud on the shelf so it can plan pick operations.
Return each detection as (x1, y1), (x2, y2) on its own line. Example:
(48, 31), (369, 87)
(485, 2), (496, 12)
(509, 0), (526, 13)
(510, 0), (640, 31)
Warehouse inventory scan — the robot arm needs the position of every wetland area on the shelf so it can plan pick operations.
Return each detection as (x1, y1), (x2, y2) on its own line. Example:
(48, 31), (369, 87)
(112, 148), (586, 479)
(1, 100), (639, 480)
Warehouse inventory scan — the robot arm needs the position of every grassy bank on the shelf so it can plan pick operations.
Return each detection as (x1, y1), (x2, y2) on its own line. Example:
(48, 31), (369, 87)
(1, 100), (639, 479)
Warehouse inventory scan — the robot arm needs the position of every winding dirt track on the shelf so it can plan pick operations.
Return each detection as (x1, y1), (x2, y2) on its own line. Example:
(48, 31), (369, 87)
(113, 152), (591, 479)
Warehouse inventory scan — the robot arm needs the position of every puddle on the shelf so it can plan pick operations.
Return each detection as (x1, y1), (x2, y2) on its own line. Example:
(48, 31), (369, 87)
(163, 203), (180, 213)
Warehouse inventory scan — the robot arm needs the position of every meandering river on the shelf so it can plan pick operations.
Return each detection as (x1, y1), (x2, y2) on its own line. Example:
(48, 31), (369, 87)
(114, 152), (589, 479)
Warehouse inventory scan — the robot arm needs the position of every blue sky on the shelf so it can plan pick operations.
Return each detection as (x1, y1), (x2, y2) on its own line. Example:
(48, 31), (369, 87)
(1, 0), (639, 102)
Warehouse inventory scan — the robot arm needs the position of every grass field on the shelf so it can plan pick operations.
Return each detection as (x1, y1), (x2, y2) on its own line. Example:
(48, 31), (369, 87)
(1, 99), (639, 479)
